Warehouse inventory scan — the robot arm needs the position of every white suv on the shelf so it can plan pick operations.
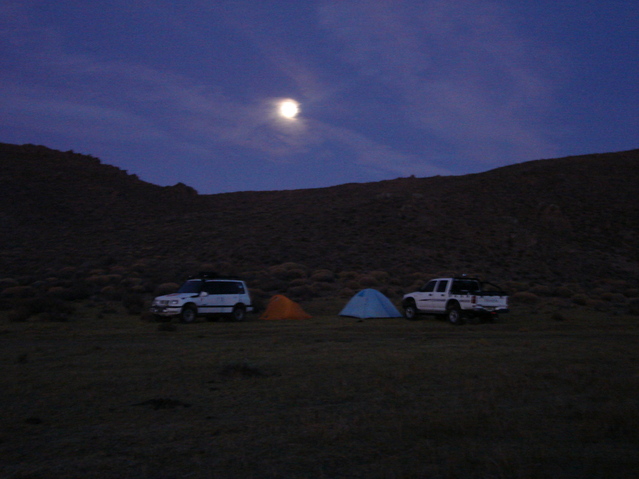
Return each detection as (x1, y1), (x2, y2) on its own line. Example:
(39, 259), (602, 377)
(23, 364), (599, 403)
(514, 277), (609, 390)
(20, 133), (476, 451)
(150, 275), (253, 323)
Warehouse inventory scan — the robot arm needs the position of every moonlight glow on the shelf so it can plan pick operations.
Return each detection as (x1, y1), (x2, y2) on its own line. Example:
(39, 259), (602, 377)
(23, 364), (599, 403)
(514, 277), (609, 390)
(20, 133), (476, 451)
(278, 99), (300, 119)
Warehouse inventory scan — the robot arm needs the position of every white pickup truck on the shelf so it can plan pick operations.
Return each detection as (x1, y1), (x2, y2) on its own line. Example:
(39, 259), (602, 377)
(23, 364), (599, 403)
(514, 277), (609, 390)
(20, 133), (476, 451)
(402, 277), (509, 324)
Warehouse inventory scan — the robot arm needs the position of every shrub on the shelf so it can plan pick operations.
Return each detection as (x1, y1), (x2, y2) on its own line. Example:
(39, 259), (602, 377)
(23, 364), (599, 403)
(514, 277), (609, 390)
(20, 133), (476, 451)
(269, 263), (308, 280)
(56, 267), (77, 279)
(123, 294), (146, 315)
(85, 274), (111, 286)
(529, 285), (553, 296)
(121, 276), (144, 289)
(337, 271), (359, 281)
(571, 294), (589, 306)
(600, 292), (627, 304)
(100, 286), (123, 300)
(504, 281), (529, 293)
(0, 278), (18, 289)
(7, 307), (31, 322)
(49, 284), (91, 301)
(288, 285), (313, 301)
(155, 283), (179, 296)
(7, 297), (75, 321)
(1, 286), (36, 299)
(370, 271), (390, 282)
(551, 311), (567, 321)
(358, 275), (379, 287)
(311, 269), (335, 282)
(511, 292), (540, 304)
(554, 286), (575, 298)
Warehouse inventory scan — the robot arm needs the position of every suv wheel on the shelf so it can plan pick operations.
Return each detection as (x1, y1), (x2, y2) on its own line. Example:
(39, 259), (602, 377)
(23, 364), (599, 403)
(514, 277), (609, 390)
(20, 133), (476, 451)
(231, 305), (246, 321)
(180, 305), (197, 323)
(403, 300), (418, 320)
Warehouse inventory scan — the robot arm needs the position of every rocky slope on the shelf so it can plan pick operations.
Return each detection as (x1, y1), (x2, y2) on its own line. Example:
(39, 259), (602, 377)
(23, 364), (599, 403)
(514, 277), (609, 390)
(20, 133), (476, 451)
(1, 142), (637, 302)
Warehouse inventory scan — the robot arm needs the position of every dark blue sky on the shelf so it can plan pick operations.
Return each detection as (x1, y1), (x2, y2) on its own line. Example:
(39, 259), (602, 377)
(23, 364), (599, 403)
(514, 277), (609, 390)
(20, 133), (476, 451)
(1, 0), (637, 193)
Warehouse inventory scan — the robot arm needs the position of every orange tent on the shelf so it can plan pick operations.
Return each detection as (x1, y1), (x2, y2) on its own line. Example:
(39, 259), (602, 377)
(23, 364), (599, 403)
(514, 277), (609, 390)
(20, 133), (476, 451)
(260, 295), (311, 320)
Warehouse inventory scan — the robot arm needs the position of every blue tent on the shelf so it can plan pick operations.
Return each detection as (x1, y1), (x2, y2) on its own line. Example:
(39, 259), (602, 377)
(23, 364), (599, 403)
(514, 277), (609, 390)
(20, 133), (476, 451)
(339, 289), (402, 319)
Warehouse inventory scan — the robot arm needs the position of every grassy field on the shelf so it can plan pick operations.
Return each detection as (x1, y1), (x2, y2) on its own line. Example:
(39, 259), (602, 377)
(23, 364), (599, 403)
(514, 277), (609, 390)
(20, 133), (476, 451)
(2, 300), (639, 478)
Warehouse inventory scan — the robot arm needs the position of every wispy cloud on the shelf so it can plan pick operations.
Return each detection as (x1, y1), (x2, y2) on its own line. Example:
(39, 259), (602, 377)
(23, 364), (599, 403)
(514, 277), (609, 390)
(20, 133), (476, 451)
(0, 0), (566, 191)
(317, 0), (559, 167)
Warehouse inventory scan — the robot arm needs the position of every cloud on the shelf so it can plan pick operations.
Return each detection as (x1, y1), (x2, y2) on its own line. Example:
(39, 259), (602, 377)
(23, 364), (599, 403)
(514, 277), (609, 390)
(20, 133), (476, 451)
(317, 0), (559, 166)
(0, 0), (564, 192)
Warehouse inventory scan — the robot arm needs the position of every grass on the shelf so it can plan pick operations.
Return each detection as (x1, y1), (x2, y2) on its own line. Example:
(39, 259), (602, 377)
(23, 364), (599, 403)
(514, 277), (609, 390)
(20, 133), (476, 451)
(1, 300), (639, 478)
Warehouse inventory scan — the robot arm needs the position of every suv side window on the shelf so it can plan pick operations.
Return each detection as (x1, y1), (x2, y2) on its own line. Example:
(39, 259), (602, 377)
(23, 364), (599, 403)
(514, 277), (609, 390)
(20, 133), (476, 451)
(202, 281), (222, 295)
(436, 280), (448, 293)
(421, 280), (437, 292)
(202, 281), (245, 295)
(219, 281), (243, 294)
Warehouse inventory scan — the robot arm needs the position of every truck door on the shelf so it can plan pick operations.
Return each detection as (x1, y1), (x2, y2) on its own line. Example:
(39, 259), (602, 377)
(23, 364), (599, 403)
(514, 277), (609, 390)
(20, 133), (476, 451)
(415, 280), (438, 312)
(431, 279), (449, 311)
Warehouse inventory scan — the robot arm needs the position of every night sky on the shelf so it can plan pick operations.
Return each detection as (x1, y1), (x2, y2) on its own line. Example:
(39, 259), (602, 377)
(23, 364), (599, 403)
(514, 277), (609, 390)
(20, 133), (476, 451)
(1, 1), (637, 193)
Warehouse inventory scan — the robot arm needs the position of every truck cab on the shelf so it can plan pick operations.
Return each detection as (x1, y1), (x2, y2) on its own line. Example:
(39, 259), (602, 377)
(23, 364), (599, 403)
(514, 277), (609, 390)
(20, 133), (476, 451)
(402, 277), (508, 324)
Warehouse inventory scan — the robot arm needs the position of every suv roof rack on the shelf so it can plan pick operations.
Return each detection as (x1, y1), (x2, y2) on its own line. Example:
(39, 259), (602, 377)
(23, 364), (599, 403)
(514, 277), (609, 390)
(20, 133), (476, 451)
(196, 271), (218, 279)
(190, 272), (242, 280)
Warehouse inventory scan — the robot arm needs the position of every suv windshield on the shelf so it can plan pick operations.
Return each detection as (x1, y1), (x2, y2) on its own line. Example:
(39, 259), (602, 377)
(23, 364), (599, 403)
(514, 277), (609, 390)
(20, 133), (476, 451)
(178, 280), (202, 294)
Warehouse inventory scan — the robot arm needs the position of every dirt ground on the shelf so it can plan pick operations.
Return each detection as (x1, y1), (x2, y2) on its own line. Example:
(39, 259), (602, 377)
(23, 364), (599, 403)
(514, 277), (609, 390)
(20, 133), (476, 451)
(2, 302), (639, 478)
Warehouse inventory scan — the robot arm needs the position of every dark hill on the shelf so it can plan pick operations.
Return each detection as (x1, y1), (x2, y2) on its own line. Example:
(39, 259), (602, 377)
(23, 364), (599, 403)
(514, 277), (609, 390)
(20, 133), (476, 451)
(1, 142), (638, 303)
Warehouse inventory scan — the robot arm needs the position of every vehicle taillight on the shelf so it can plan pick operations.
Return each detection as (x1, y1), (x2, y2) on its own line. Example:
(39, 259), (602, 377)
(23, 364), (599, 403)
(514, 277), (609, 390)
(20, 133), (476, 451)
(471, 295), (476, 304)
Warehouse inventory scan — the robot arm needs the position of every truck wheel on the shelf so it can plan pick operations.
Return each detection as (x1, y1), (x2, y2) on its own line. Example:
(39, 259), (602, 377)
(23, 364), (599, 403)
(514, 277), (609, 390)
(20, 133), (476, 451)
(231, 305), (246, 321)
(180, 305), (197, 323)
(403, 300), (418, 320)
(447, 303), (464, 325)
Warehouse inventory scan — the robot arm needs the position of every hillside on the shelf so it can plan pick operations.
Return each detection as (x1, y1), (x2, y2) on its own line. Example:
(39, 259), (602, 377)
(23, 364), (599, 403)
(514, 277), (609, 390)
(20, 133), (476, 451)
(1, 142), (638, 304)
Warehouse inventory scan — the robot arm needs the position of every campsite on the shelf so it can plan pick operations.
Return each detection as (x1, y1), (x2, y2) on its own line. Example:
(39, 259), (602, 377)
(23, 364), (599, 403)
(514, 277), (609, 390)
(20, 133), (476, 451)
(1, 145), (638, 477)
(2, 297), (639, 478)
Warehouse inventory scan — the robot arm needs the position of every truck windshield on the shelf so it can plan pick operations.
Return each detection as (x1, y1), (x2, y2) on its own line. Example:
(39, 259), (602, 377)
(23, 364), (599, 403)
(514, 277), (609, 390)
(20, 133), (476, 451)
(178, 280), (202, 294)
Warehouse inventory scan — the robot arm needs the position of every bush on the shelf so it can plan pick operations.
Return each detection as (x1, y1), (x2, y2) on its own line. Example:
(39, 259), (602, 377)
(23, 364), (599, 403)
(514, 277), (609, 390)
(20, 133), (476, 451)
(123, 294), (146, 315)
(511, 292), (540, 304)
(7, 307), (31, 322)
(551, 311), (567, 321)
(600, 292), (627, 304)
(155, 283), (179, 296)
(1, 286), (36, 299)
(529, 285), (553, 296)
(269, 263), (308, 280)
(100, 286), (123, 300)
(7, 297), (75, 322)
(504, 281), (529, 293)
(0, 278), (18, 289)
(571, 294), (589, 306)
(288, 285), (313, 301)
(627, 299), (639, 316)
(358, 275), (379, 287)
(554, 286), (575, 298)
(310, 269), (335, 283)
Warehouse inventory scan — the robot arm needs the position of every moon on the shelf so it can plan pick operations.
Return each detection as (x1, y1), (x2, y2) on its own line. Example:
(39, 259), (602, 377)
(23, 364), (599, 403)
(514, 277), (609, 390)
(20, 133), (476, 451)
(278, 99), (300, 119)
